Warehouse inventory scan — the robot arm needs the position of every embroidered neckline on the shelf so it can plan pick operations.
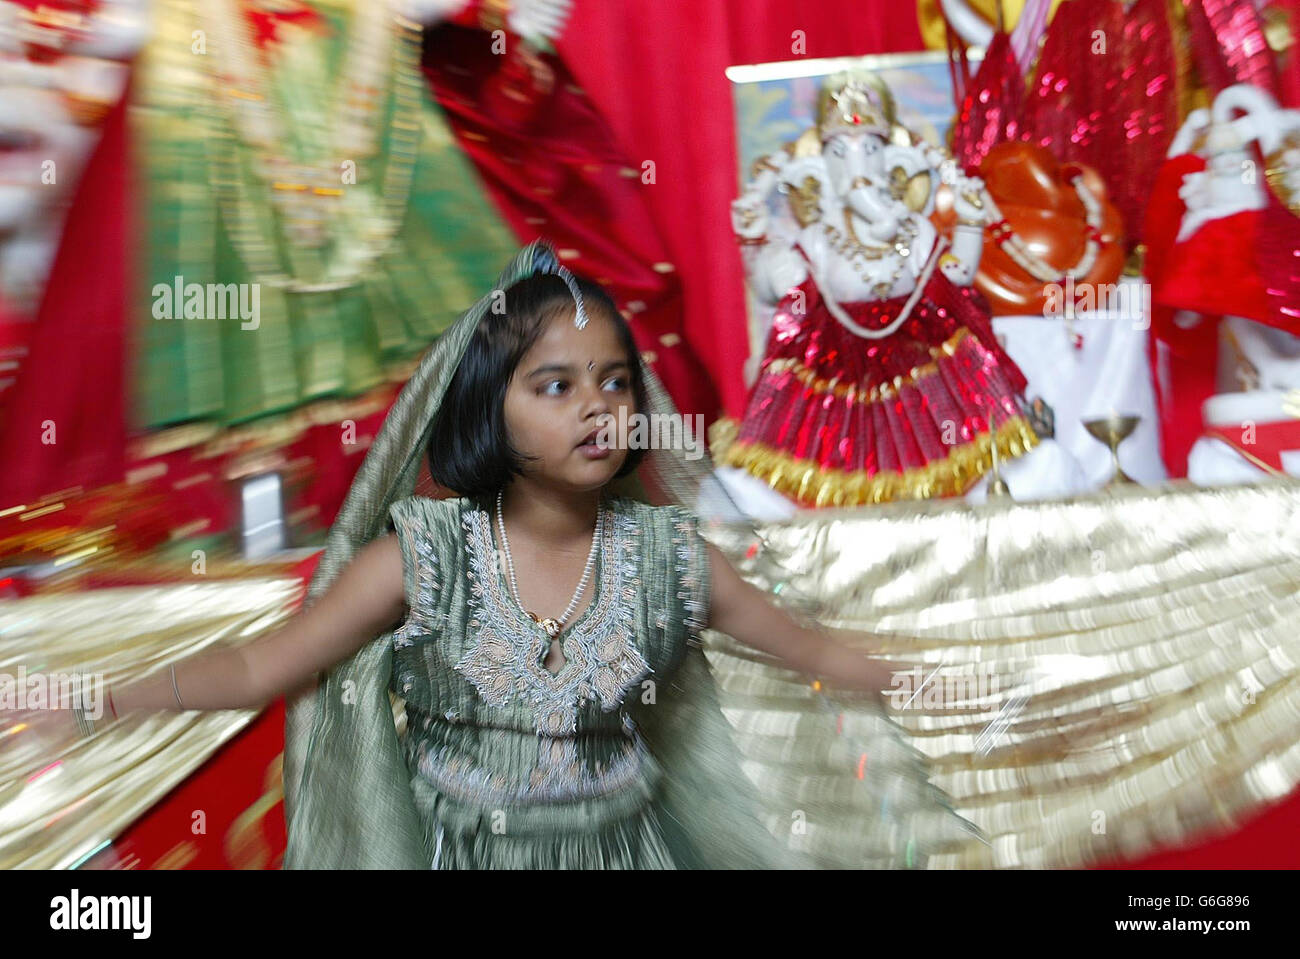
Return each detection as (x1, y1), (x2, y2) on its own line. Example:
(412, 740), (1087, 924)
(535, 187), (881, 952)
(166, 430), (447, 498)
(483, 497), (608, 661)
(455, 496), (650, 735)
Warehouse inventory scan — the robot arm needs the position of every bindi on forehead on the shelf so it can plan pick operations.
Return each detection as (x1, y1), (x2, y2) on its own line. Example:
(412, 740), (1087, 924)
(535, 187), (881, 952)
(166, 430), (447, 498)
(525, 358), (630, 379)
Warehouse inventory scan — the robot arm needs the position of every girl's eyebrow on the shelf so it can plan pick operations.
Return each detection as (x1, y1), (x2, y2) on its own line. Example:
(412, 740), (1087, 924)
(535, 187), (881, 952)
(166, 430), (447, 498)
(527, 360), (630, 378)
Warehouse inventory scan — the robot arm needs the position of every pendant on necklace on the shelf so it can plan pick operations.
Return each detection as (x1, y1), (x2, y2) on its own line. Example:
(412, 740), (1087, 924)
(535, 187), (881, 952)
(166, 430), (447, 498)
(527, 611), (563, 638)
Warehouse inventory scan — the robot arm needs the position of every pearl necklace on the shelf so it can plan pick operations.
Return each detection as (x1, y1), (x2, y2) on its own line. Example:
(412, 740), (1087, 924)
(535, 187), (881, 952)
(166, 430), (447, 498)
(822, 211), (918, 300)
(495, 489), (604, 639)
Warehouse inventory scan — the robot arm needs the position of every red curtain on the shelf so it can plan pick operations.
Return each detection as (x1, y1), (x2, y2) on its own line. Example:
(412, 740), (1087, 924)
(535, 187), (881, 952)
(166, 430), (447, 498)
(0, 87), (131, 506)
(556, 1), (924, 417)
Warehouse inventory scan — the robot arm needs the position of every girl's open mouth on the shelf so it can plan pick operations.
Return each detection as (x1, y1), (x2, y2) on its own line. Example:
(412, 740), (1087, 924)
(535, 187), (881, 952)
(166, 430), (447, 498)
(576, 429), (612, 458)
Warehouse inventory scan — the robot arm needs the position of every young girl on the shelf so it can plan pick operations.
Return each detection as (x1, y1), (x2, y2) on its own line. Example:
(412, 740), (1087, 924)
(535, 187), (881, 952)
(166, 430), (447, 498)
(58, 242), (977, 869)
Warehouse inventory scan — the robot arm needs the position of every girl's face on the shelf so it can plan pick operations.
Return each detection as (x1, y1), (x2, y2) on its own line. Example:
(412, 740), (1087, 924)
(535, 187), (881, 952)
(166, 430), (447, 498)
(503, 306), (637, 493)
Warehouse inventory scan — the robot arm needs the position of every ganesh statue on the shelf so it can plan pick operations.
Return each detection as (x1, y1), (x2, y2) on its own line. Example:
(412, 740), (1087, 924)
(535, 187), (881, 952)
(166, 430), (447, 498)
(711, 71), (1046, 512)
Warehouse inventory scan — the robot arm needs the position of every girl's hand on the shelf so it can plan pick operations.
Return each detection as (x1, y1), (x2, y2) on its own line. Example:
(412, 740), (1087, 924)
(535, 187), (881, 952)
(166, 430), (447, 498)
(108, 534), (406, 715)
(813, 644), (928, 710)
(706, 542), (930, 709)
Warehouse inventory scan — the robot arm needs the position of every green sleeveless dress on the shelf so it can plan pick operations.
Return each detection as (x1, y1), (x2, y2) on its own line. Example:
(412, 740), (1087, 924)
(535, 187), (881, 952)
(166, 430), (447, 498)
(386, 492), (716, 869)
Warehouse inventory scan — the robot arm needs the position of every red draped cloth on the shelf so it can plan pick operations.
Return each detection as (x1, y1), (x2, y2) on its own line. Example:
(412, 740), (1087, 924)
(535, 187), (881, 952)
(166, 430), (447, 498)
(1019, 0), (1176, 252)
(951, 30), (1024, 176)
(0, 293), (32, 420)
(422, 21), (720, 421)
(1277, 0), (1300, 109)
(1181, 0), (1280, 101)
(0, 85), (131, 506)
(1144, 153), (1216, 479)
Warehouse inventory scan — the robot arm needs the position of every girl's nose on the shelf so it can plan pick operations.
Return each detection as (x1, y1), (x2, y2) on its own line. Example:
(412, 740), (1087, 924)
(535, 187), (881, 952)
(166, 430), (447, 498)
(581, 379), (612, 417)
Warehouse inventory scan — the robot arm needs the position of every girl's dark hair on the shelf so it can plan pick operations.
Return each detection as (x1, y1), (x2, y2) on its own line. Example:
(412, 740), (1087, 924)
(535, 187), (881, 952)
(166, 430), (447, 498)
(426, 273), (650, 501)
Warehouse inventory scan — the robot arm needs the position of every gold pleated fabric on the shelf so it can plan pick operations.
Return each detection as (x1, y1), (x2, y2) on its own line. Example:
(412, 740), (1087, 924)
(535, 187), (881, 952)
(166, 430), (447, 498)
(0, 577), (303, 869)
(699, 477), (1300, 867)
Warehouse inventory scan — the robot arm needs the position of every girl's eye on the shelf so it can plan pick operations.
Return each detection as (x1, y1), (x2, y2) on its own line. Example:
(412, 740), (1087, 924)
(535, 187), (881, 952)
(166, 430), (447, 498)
(537, 375), (628, 396)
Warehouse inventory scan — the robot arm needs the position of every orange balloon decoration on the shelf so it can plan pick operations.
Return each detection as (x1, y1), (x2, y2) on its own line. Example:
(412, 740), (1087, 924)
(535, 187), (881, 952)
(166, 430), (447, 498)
(932, 142), (1126, 316)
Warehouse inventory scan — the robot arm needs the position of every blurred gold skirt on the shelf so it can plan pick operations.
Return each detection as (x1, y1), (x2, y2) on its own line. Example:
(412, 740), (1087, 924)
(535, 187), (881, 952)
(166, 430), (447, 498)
(701, 477), (1300, 867)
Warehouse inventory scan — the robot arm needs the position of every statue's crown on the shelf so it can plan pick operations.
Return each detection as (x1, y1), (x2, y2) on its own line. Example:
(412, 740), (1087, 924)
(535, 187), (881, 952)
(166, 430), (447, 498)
(817, 72), (895, 141)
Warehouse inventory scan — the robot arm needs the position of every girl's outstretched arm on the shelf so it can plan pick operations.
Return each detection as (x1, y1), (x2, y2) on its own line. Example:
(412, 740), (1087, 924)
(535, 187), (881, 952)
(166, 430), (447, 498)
(705, 543), (908, 696)
(112, 535), (407, 715)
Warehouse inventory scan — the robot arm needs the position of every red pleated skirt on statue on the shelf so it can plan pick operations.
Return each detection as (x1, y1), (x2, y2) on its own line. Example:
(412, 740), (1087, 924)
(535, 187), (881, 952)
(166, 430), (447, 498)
(712, 271), (1039, 507)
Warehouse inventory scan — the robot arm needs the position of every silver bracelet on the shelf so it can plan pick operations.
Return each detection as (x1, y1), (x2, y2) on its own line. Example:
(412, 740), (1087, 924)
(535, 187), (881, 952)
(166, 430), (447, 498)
(170, 663), (185, 710)
(73, 708), (97, 738)
(71, 673), (97, 739)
